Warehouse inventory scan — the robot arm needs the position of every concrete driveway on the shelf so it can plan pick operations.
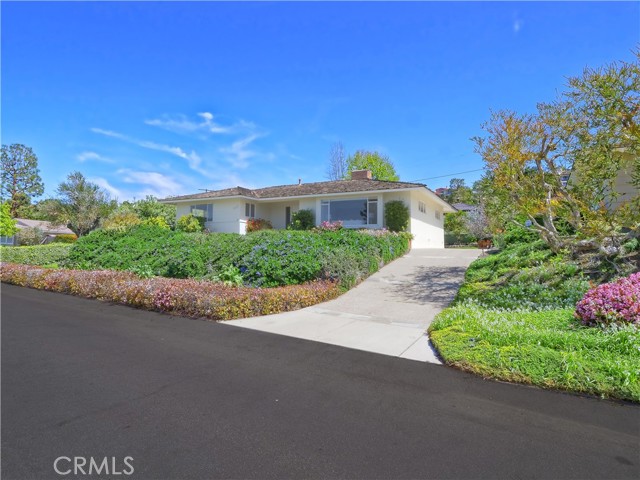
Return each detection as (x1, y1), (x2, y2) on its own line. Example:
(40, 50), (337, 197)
(226, 248), (480, 363)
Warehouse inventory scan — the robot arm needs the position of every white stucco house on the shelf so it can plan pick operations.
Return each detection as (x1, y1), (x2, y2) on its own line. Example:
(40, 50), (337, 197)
(160, 170), (456, 248)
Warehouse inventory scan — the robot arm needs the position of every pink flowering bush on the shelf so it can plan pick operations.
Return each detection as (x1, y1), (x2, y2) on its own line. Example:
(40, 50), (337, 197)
(316, 221), (343, 231)
(0, 263), (340, 321)
(575, 272), (640, 326)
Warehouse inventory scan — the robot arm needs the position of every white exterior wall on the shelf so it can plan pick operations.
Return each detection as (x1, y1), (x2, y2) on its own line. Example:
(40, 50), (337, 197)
(380, 191), (444, 248)
(177, 199), (245, 233)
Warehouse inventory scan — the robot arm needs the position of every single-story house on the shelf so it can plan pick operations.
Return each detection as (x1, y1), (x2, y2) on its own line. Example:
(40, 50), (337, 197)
(160, 170), (456, 248)
(0, 218), (75, 246)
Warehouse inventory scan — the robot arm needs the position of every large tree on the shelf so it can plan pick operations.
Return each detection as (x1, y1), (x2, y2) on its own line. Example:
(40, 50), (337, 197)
(344, 150), (399, 181)
(474, 52), (639, 254)
(1, 144), (45, 217)
(42, 171), (116, 236)
(326, 141), (348, 181)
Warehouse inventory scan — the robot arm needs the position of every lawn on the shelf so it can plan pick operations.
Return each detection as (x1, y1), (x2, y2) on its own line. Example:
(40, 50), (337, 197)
(429, 240), (640, 402)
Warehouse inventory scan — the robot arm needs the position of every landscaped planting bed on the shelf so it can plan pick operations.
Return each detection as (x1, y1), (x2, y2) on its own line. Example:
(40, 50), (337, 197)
(0, 263), (340, 320)
(0, 244), (72, 266)
(429, 241), (640, 402)
(66, 226), (411, 287)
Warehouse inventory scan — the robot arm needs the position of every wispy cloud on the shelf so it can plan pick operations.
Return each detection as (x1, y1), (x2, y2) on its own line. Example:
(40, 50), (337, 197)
(76, 151), (114, 163)
(91, 127), (202, 170)
(117, 169), (184, 198)
(219, 134), (261, 169)
(144, 111), (239, 135)
(90, 177), (122, 199)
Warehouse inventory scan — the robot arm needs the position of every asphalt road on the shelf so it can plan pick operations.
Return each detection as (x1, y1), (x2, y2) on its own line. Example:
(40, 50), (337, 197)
(2, 284), (639, 480)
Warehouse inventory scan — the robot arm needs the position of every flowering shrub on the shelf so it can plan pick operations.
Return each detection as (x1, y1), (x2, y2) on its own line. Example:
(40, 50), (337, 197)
(0, 263), (340, 321)
(575, 272), (640, 326)
(316, 221), (343, 231)
(246, 218), (273, 233)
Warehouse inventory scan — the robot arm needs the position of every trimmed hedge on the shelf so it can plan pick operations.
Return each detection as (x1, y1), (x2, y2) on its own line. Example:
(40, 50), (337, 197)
(66, 226), (411, 287)
(0, 263), (341, 321)
(0, 244), (73, 266)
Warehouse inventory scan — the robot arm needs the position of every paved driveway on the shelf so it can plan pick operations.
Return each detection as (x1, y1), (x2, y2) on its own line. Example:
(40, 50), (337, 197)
(226, 248), (480, 363)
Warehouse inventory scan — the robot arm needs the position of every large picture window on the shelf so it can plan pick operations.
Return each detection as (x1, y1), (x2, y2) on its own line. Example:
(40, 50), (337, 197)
(190, 204), (213, 221)
(320, 198), (378, 226)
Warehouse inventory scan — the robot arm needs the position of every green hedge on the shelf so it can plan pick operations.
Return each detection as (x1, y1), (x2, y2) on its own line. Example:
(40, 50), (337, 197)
(66, 226), (410, 287)
(0, 244), (73, 266)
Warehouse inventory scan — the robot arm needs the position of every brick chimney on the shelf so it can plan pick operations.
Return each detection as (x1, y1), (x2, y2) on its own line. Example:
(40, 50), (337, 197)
(351, 169), (372, 180)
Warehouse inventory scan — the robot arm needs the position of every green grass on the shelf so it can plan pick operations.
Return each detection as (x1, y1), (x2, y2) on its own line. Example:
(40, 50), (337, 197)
(429, 304), (640, 402)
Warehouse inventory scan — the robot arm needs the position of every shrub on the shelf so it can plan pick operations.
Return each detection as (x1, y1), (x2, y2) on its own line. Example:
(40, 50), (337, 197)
(0, 263), (341, 321)
(16, 227), (45, 246)
(288, 209), (315, 230)
(384, 200), (409, 232)
(246, 218), (273, 233)
(65, 226), (410, 288)
(493, 222), (539, 250)
(315, 221), (343, 231)
(176, 214), (205, 232)
(141, 216), (170, 229)
(575, 273), (640, 326)
(210, 265), (244, 286)
(101, 212), (142, 232)
(0, 244), (72, 265)
(52, 234), (78, 244)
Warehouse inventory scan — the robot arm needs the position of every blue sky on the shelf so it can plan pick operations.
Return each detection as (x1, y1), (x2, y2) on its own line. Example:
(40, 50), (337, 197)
(2, 1), (638, 201)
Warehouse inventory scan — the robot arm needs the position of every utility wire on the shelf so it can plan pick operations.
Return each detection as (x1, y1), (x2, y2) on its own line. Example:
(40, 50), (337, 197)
(409, 168), (484, 183)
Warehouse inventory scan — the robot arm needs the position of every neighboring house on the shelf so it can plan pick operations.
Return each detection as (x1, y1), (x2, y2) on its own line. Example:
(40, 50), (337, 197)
(606, 151), (638, 210)
(160, 170), (456, 248)
(0, 219), (75, 246)
(450, 202), (478, 213)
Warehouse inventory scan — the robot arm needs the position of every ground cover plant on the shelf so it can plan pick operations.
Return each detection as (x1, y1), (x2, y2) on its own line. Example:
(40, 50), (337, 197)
(65, 225), (410, 288)
(0, 263), (341, 321)
(429, 304), (640, 402)
(430, 240), (640, 402)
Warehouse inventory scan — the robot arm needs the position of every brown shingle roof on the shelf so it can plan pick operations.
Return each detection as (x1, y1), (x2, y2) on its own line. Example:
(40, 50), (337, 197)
(163, 179), (428, 202)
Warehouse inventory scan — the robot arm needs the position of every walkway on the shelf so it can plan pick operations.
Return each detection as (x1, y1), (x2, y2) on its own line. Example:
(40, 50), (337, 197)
(226, 248), (480, 363)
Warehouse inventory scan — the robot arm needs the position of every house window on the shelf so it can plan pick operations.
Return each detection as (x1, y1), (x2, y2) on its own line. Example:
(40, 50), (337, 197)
(419, 201), (426, 214)
(190, 204), (213, 221)
(435, 211), (441, 220)
(0, 235), (15, 246)
(320, 198), (378, 226)
(245, 203), (256, 218)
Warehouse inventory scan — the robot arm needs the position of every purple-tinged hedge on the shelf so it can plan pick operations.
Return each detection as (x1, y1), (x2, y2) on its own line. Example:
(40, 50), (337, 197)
(575, 272), (640, 326)
(0, 263), (340, 321)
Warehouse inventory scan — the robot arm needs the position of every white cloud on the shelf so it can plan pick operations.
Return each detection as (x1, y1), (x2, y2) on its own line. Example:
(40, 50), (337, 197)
(76, 151), (114, 163)
(90, 177), (122, 199)
(91, 127), (202, 170)
(117, 169), (184, 198)
(219, 134), (261, 169)
(145, 112), (232, 135)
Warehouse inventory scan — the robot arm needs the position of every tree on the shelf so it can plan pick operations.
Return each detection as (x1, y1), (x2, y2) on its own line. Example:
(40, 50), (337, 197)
(445, 178), (476, 204)
(326, 141), (348, 181)
(106, 195), (176, 229)
(42, 171), (116, 236)
(0, 203), (18, 237)
(344, 150), (400, 181)
(1, 144), (45, 217)
(473, 52), (640, 254)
